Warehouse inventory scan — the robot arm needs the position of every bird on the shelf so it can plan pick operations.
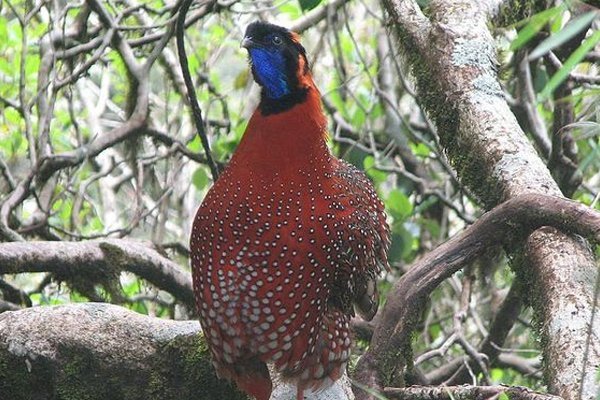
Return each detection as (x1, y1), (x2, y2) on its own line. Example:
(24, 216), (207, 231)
(190, 21), (390, 400)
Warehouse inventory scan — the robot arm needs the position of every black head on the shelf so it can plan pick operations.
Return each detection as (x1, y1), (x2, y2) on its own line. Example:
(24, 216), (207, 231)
(242, 21), (311, 115)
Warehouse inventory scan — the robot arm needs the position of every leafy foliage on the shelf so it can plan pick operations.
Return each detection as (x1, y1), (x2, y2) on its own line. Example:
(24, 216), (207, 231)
(298, 0), (323, 11)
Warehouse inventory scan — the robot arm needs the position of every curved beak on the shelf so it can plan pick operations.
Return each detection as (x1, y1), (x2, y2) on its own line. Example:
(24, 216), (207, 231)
(241, 36), (256, 49)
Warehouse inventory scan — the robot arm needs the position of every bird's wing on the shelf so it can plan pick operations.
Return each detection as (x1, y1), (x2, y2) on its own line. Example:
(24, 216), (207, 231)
(328, 159), (390, 321)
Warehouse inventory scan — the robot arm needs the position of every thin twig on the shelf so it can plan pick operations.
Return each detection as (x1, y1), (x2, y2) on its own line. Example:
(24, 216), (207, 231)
(175, 0), (219, 181)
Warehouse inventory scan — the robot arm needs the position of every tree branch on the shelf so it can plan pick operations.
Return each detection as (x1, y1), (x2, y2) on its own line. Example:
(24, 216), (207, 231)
(290, 0), (350, 33)
(384, 385), (563, 400)
(176, 0), (220, 181)
(0, 239), (195, 310)
(446, 283), (524, 384)
(355, 193), (600, 397)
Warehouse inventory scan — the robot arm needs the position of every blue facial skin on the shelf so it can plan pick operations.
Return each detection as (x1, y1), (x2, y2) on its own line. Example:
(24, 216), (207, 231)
(249, 46), (290, 99)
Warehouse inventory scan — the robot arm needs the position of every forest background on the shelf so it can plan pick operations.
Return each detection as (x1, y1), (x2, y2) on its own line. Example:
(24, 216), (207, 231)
(0, 0), (599, 399)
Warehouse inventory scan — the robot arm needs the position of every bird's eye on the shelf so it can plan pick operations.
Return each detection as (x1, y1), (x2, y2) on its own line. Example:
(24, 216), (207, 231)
(272, 35), (283, 45)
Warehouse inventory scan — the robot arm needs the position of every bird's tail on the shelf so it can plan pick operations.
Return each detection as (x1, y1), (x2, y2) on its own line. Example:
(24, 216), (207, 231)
(216, 356), (272, 400)
(281, 309), (352, 396)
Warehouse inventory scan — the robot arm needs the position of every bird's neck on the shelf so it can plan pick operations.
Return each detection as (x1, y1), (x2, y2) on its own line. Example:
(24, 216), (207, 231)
(232, 86), (330, 177)
(256, 52), (313, 115)
(259, 86), (309, 115)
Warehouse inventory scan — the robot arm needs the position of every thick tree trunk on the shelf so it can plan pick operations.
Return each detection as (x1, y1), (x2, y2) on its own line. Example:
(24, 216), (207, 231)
(525, 228), (599, 399)
(368, 1), (600, 399)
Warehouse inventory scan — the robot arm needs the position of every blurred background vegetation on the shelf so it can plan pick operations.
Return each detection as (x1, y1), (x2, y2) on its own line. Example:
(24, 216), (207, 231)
(0, 0), (598, 391)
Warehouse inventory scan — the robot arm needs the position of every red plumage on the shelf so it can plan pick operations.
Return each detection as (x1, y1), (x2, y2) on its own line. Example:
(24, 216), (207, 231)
(190, 22), (390, 400)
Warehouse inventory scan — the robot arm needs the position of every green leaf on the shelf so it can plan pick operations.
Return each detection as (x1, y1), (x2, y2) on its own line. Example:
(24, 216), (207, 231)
(370, 103), (384, 119)
(363, 156), (387, 184)
(30, 293), (42, 306)
(491, 368), (504, 382)
(59, 199), (73, 222)
(326, 87), (347, 118)
(549, 10), (563, 33)
(498, 392), (510, 400)
(0, 56), (12, 75)
(532, 65), (549, 92)
(386, 189), (413, 221)
(578, 139), (600, 175)
(25, 55), (40, 79)
(87, 216), (104, 233)
(122, 279), (141, 297)
(529, 11), (599, 60)
(539, 28), (600, 101)
(0, 16), (8, 49)
(387, 221), (416, 262)
(209, 24), (226, 41)
(298, 0), (322, 11)
(351, 107), (366, 127)
(510, 5), (565, 51)
(4, 107), (22, 126)
(187, 135), (201, 152)
(411, 142), (431, 158)
(131, 301), (149, 315)
(279, 2), (302, 19)
(70, 291), (89, 303)
(428, 323), (441, 340)
(192, 167), (209, 189)
(414, 196), (438, 214)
